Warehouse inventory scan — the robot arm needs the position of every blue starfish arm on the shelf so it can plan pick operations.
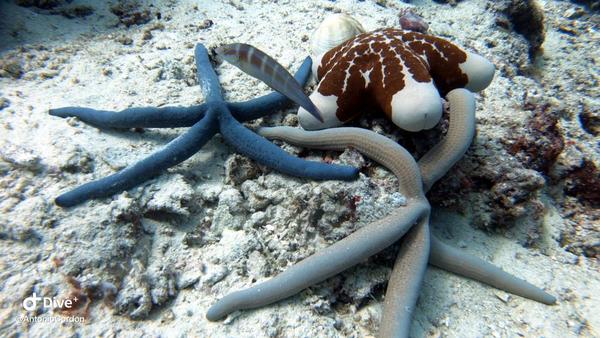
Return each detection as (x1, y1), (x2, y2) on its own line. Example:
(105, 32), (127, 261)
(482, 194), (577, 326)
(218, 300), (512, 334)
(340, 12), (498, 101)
(48, 57), (312, 128)
(55, 109), (219, 207)
(195, 44), (223, 103)
(48, 105), (207, 129)
(218, 108), (359, 181)
(228, 56), (313, 122)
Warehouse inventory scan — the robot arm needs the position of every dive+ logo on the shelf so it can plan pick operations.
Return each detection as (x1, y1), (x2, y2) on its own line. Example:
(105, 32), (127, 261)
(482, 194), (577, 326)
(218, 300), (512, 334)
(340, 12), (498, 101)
(22, 292), (75, 311)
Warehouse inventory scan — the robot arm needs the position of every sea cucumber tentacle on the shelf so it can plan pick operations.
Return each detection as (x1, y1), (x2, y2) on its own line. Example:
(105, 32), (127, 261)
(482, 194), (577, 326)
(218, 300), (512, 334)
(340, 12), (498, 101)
(218, 110), (359, 181)
(258, 127), (424, 196)
(55, 108), (219, 207)
(429, 235), (556, 305)
(377, 89), (475, 337)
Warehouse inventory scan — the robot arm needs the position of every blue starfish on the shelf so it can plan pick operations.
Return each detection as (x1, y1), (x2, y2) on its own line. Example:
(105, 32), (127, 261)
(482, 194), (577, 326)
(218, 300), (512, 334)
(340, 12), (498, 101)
(50, 44), (358, 207)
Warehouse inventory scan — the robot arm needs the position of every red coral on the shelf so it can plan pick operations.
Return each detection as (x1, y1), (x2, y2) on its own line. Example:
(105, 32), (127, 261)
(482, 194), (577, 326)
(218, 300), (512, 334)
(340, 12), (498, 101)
(505, 104), (564, 174)
(565, 160), (600, 207)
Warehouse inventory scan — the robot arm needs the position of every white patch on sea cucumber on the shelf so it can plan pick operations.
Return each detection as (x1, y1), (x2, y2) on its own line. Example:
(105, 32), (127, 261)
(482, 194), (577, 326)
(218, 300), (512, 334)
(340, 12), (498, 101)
(360, 68), (373, 88)
(342, 60), (355, 92)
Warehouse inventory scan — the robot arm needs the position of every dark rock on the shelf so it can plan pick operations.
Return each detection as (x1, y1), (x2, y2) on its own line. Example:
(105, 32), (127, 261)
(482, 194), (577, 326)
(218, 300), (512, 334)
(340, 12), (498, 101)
(502, 0), (546, 59)
(564, 160), (600, 207)
(110, 1), (152, 27)
(15, 0), (63, 10)
(505, 103), (565, 175)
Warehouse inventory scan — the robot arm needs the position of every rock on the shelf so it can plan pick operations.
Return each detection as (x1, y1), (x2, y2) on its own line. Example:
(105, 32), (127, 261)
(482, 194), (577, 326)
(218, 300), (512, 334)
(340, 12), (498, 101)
(145, 174), (194, 216)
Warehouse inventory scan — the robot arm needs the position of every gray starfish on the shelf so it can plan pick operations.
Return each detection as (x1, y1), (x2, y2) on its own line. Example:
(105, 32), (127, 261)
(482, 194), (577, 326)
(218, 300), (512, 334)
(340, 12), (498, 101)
(206, 88), (556, 337)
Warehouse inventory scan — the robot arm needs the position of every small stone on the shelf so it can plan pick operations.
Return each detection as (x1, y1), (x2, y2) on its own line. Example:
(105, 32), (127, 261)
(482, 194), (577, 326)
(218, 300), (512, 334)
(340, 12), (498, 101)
(199, 183), (222, 203)
(117, 36), (134, 45)
(57, 5), (95, 19)
(146, 174), (194, 216)
(198, 19), (213, 29)
(388, 192), (407, 207)
(39, 70), (59, 79)
(203, 265), (229, 286)
(495, 292), (511, 303)
(0, 97), (10, 110)
(0, 142), (43, 172)
(0, 60), (23, 79)
(176, 272), (201, 289)
(142, 30), (153, 40)
(564, 7), (585, 19)
(161, 309), (175, 323)
(225, 154), (260, 185)
(338, 148), (365, 168)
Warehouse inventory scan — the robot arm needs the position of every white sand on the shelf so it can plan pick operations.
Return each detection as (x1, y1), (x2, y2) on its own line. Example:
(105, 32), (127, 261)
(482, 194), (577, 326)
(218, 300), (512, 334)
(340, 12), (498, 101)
(0, 0), (598, 337)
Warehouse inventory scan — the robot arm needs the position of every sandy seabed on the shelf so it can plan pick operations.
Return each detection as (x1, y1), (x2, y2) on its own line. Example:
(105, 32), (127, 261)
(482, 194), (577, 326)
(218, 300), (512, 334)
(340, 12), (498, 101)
(0, 0), (598, 337)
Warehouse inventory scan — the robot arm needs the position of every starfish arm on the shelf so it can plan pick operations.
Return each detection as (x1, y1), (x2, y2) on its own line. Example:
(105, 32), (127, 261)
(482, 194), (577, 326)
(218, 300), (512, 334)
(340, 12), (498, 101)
(55, 109), (219, 207)
(195, 43), (224, 103)
(48, 105), (207, 129)
(418, 88), (476, 192)
(218, 110), (358, 181)
(207, 127), (430, 322)
(416, 88), (555, 304)
(429, 235), (556, 305)
(228, 57), (313, 122)
(48, 57), (311, 128)
(257, 126), (424, 196)
(207, 205), (428, 321)
(380, 218), (430, 338)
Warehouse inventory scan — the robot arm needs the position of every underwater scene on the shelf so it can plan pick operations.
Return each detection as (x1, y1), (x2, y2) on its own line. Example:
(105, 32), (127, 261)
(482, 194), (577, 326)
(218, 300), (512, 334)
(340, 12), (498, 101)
(0, 0), (598, 337)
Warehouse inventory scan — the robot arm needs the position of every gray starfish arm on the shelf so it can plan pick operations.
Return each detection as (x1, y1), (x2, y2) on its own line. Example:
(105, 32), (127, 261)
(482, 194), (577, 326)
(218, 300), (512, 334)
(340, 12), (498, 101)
(207, 202), (429, 321)
(380, 218), (430, 338)
(429, 235), (556, 305)
(207, 126), (431, 321)
(418, 88), (476, 192)
(376, 89), (477, 337)
(380, 87), (554, 337)
(257, 127), (425, 197)
(218, 110), (358, 181)
(415, 88), (555, 305)
(54, 109), (219, 207)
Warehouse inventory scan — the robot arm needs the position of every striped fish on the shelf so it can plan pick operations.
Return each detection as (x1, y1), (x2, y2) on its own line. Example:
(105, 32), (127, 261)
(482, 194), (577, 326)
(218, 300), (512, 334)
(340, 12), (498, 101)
(215, 43), (324, 123)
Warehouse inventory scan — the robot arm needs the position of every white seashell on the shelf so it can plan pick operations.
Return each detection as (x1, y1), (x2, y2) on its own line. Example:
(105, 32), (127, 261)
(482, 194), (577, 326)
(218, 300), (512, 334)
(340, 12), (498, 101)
(310, 14), (365, 57)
